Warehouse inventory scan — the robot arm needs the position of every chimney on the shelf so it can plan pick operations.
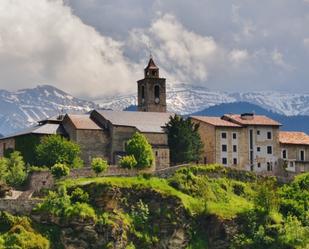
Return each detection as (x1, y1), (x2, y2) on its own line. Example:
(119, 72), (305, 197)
(240, 113), (254, 120)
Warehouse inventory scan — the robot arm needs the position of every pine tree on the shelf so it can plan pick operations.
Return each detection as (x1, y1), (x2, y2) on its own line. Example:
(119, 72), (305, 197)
(165, 115), (203, 165)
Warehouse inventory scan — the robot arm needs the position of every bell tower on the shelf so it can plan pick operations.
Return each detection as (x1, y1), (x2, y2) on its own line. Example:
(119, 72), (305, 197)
(137, 57), (167, 112)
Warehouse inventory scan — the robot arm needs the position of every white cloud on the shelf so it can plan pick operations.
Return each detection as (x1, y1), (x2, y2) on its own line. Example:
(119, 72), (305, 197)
(0, 0), (139, 97)
(229, 49), (249, 64)
(129, 14), (226, 84)
(271, 50), (292, 70)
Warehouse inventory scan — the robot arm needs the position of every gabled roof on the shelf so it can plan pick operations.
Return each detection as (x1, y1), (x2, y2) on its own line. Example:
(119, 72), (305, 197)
(223, 114), (281, 126)
(0, 123), (65, 140)
(93, 110), (172, 133)
(279, 131), (309, 145)
(191, 116), (242, 128)
(65, 114), (101, 130)
(145, 58), (158, 70)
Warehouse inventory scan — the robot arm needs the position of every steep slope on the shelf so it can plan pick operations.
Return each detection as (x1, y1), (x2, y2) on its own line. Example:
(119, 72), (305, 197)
(0, 85), (97, 135)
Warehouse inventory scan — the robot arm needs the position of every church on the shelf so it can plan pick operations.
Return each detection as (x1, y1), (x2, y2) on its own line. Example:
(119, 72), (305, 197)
(0, 58), (173, 170)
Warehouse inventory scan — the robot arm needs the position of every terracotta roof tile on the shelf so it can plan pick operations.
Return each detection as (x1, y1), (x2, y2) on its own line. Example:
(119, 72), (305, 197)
(191, 116), (242, 127)
(223, 114), (281, 126)
(279, 131), (309, 145)
(67, 114), (102, 130)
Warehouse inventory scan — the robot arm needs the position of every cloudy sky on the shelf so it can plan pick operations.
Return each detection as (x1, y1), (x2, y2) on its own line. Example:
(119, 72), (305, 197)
(0, 0), (309, 98)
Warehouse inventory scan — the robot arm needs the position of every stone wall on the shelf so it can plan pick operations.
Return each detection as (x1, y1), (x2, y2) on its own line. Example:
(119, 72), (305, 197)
(0, 138), (15, 157)
(0, 199), (41, 215)
(29, 166), (155, 194)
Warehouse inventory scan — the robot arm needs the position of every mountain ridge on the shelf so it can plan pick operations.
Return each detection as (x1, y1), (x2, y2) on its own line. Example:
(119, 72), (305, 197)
(1, 84), (309, 136)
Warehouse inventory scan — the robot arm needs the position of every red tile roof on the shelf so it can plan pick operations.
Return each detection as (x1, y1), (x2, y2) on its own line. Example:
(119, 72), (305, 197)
(279, 131), (309, 145)
(223, 114), (281, 126)
(67, 115), (102, 130)
(191, 116), (242, 127)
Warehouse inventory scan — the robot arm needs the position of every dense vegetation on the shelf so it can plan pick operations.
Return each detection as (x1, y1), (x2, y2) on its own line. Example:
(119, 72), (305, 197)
(121, 132), (154, 169)
(24, 165), (309, 248)
(0, 162), (308, 248)
(165, 115), (203, 165)
(36, 135), (83, 168)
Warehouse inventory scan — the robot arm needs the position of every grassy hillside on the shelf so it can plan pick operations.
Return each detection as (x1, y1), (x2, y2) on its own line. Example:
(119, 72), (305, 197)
(1, 165), (309, 249)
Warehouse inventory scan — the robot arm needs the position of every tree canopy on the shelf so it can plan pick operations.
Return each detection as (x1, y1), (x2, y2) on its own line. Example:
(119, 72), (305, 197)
(125, 132), (154, 169)
(165, 115), (203, 165)
(36, 135), (82, 168)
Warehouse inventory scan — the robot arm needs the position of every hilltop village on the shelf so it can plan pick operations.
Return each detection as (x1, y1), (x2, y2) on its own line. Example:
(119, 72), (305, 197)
(0, 58), (309, 175)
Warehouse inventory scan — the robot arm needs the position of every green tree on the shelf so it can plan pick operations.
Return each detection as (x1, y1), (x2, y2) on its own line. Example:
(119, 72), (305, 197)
(5, 151), (27, 187)
(254, 178), (279, 214)
(91, 157), (108, 176)
(165, 115), (203, 165)
(70, 187), (89, 203)
(125, 133), (154, 169)
(51, 163), (70, 179)
(0, 158), (8, 183)
(36, 135), (83, 168)
(120, 155), (137, 169)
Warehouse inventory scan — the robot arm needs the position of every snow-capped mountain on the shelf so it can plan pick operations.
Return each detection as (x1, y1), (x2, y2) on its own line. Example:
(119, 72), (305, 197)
(2, 83), (309, 136)
(96, 83), (309, 116)
(0, 85), (97, 135)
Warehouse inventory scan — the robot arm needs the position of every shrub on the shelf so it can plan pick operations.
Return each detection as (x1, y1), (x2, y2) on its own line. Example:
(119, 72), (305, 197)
(125, 133), (154, 169)
(51, 163), (70, 179)
(0, 212), (50, 249)
(91, 157), (108, 176)
(36, 135), (82, 168)
(70, 187), (89, 203)
(130, 199), (150, 229)
(120, 155), (137, 169)
(64, 202), (96, 221)
(4, 151), (27, 187)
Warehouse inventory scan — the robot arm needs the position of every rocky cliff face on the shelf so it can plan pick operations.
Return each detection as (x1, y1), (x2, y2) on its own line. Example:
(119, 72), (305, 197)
(32, 185), (240, 249)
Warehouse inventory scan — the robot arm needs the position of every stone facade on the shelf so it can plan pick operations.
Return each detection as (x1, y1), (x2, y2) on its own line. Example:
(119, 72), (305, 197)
(137, 58), (167, 112)
(279, 144), (309, 173)
(192, 115), (281, 173)
(0, 138), (15, 157)
(63, 117), (110, 164)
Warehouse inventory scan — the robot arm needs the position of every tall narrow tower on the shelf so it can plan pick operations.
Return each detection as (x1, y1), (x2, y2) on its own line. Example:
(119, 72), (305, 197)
(137, 58), (167, 112)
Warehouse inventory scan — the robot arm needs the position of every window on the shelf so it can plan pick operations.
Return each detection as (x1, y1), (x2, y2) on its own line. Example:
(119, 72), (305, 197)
(257, 147), (261, 152)
(267, 162), (273, 171)
(154, 85), (160, 98)
(141, 85), (145, 99)
(267, 146), (272, 155)
(155, 151), (158, 157)
(282, 149), (287, 159)
(257, 163), (261, 168)
(204, 157), (207, 164)
(222, 144), (227, 152)
(233, 133), (237, 139)
(267, 131), (272, 140)
(221, 132), (227, 139)
(233, 145), (237, 152)
(300, 150), (305, 161)
(257, 130), (260, 135)
(233, 158), (237, 165)
(222, 158), (227, 165)
(289, 162), (294, 168)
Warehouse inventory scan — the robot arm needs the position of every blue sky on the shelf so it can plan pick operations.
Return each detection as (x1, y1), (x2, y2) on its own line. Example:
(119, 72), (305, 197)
(0, 0), (309, 98)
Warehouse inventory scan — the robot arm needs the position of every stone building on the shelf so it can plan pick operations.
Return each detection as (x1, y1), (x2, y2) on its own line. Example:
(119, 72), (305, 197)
(279, 131), (309, 173)
(191, 113), (282, 173)
(0, 58), (172, 170)
(137, 58), (167, 112)
(0, 116), (65, 163)
(63, 110), (171, 169)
